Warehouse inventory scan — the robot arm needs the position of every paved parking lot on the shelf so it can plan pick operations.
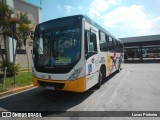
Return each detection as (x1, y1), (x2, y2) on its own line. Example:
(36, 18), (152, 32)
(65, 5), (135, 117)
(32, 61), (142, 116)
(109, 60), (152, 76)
(104, 63), (160, 111)
(0, 63), (160, 119)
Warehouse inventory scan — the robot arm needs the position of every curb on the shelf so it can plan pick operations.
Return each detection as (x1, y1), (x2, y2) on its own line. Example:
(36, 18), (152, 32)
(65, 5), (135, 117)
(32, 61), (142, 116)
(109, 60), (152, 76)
(0, 84), (34, 98)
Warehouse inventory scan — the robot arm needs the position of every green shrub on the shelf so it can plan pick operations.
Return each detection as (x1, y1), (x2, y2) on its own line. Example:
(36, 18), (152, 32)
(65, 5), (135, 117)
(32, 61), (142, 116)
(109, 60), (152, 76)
(1, 62), (20, 76)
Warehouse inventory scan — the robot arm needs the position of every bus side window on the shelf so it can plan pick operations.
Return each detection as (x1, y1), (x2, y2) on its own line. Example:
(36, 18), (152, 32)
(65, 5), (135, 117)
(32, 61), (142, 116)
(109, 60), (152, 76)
(105, 34), (109, 51)
(85, 30), (97, 59)
(89, 32), (97, 52)
(114, 39), (118, 52)
(117, 41), (120, 53)
(85, 30), (89, 54)
(106, 34), (109, 48)
(99, 31), (108, 51)
(108, 36), (114, 52)
(120, 42), (123, 53)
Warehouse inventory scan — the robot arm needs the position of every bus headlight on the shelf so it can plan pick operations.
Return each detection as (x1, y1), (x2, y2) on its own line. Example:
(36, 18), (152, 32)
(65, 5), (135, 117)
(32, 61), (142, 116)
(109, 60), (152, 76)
(68, 68), (82, 80)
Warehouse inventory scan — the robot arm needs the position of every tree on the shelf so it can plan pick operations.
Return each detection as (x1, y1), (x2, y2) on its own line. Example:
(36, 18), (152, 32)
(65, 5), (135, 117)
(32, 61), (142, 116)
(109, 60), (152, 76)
(0, 2), (34, 75)
(16, 12), (34, 72)
(0, 2), (14, 64)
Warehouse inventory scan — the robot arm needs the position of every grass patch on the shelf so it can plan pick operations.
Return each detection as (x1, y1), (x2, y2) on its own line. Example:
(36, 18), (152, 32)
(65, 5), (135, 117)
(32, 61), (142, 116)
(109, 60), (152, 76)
(0, 72), (32, 92)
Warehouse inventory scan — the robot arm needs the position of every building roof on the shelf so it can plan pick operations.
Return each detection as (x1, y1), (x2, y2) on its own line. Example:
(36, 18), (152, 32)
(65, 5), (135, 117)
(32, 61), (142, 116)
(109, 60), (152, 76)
(120, 34), (160, 43)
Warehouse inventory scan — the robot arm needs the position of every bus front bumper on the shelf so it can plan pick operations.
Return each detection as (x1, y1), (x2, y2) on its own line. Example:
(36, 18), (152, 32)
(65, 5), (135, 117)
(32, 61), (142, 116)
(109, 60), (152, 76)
(32, 76), (86, 92)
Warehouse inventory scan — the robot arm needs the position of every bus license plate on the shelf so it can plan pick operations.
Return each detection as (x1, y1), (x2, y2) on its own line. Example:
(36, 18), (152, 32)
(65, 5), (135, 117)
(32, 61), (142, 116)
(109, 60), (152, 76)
(45, 86), (55, 90)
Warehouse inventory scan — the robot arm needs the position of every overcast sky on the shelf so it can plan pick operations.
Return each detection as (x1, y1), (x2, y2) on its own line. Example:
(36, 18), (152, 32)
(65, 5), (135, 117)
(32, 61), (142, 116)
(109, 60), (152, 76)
(25, 0), (160, 38)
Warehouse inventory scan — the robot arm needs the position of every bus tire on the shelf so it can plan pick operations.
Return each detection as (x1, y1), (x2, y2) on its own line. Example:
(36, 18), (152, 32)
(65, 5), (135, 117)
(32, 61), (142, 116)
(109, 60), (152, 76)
(96, 71), (102, 89)
(100, 65), (106, 81)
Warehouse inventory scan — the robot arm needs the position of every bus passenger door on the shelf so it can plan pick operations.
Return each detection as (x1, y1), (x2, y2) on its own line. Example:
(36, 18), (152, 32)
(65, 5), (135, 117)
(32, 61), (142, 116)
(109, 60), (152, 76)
(85, 22), (99, 90)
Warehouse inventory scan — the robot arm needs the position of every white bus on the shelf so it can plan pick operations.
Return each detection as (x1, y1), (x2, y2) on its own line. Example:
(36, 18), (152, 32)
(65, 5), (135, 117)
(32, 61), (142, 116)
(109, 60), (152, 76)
(142, 49), (160, 58)
(32, 15), (123, 92)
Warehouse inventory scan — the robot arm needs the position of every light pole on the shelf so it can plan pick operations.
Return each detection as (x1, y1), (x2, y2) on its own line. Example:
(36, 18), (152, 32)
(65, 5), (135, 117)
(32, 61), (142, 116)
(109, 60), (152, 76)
(10, 14), (17, 85)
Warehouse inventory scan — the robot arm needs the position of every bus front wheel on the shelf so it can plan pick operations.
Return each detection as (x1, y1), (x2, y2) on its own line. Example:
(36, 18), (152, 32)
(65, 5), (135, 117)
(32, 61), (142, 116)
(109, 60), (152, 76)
(96, 71), (102, 89)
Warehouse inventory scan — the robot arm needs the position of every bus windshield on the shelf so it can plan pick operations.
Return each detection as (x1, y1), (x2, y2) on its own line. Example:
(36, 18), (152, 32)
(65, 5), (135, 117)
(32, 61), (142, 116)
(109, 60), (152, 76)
(33, 27), (81, 67)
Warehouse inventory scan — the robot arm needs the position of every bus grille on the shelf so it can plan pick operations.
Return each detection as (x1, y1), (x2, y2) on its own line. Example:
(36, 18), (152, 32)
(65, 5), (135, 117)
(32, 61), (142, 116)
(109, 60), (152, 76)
(38, 81), (65, 89)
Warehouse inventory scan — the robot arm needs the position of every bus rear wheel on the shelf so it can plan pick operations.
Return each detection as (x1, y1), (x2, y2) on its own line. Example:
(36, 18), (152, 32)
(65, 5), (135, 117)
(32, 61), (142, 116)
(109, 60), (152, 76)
(117, 62), (122, 73)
